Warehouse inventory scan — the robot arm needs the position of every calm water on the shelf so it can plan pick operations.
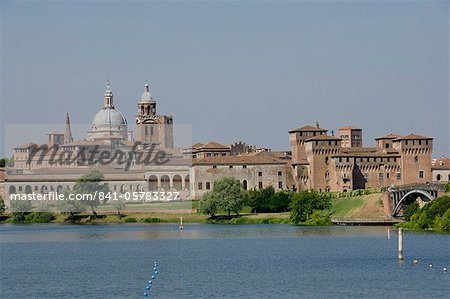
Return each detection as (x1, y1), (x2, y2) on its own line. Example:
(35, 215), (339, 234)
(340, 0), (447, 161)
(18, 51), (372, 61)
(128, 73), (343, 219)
(0, 224), (449, 299)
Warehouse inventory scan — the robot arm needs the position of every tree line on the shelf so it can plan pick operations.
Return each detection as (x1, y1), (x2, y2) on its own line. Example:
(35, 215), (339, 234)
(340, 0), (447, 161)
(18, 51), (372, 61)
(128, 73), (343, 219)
(199, 177), (332, 225)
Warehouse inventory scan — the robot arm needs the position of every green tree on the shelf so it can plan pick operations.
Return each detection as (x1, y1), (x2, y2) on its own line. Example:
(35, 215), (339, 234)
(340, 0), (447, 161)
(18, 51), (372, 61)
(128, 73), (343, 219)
(290, 191), (331, 224)
(10, 200), (33, 222)
(445, 183), (450, 193)
(199, 191), (220, 218)
(403, 202), (419, 222)
(0, 158), (7, 167)
(72, 169), (109, 218)
(111, 201), (126, 218)
(212, 177), (246, 218)
(247, 187), (292, 213)
(0, 194), (5, 214)
(199, 177), (247, 218)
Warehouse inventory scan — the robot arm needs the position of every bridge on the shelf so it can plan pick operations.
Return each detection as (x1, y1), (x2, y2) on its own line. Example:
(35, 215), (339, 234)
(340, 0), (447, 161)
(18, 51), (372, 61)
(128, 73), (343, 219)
(384, 183), (446, 217)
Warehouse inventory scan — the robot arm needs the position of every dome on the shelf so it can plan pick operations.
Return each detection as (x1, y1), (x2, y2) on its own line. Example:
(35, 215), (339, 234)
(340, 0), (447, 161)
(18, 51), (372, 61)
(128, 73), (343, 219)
(140, 83), (155, 102)
(92, 107), (127, 128)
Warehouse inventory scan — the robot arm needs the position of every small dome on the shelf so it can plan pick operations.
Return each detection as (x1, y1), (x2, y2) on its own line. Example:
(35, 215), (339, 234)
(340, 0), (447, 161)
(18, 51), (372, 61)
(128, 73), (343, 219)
(140, 83), (154, 102)
(92, 107), (127, 128)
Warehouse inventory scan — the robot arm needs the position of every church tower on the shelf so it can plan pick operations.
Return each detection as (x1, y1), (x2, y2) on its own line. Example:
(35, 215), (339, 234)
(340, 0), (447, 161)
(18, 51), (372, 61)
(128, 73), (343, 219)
(135, 83), (173, 148)
(64, 112), (73, 144)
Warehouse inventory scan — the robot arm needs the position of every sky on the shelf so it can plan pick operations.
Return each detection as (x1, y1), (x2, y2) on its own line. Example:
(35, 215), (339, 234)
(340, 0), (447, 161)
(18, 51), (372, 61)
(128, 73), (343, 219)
(1, 0), (449, 157)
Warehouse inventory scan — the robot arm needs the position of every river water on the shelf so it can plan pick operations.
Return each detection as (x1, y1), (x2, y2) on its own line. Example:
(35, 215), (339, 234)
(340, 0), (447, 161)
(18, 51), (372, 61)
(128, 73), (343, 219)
(0, 224), (449, 298)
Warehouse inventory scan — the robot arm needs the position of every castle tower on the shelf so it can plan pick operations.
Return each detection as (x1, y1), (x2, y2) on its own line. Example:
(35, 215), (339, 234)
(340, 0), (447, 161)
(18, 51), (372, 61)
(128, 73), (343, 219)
(392, 134), (433, 185)
(338, 126), (362, 148)
(64, 112), (73, 144)
(135, 83), (173, 148)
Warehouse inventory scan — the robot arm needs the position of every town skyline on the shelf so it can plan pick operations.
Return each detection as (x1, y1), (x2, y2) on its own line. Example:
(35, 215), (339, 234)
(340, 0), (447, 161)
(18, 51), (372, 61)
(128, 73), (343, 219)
(1, 1), (448, 156)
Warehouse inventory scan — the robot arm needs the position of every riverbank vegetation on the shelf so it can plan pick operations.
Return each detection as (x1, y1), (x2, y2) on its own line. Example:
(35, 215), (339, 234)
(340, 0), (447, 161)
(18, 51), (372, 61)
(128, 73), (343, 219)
(398, 195), (450, 232)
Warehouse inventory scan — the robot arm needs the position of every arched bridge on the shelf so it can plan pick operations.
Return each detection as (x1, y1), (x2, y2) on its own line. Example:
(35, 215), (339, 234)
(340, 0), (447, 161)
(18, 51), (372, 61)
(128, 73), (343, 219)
(386, 183), (445, 217)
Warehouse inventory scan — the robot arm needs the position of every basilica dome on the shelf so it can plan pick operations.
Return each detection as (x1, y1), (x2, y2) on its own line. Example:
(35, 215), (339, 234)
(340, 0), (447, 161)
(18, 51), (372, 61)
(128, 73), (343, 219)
(92, 107), (127, 128)
(87, 82), (129, 142)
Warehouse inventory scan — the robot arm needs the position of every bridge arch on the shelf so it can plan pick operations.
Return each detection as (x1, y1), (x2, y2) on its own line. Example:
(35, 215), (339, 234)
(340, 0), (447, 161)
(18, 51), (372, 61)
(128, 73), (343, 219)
(392, 189), (435, 217)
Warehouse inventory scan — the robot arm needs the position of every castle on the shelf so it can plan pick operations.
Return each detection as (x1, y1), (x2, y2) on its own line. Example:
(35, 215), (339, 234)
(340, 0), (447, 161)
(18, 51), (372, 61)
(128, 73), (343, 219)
(4, 82), (442, 201)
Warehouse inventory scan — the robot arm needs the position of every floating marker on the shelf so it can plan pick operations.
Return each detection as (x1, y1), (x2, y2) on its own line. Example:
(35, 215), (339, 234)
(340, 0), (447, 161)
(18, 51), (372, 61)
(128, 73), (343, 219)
(429, 264), (433, 269)
(151, 275), (155, 279)
(146, 286), (151, 290)
(154, 267), (157, 270)
(444, 267), (448, 272)
(144, 292), (148, 297)
(412, 259), (418, 265)
(155, 271), (158, 274)
(148, 280), (152, 284)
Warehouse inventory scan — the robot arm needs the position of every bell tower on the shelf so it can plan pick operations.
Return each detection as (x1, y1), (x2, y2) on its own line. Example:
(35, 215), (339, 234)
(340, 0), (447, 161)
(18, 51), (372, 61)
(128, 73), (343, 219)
(135, 83), (173, 147)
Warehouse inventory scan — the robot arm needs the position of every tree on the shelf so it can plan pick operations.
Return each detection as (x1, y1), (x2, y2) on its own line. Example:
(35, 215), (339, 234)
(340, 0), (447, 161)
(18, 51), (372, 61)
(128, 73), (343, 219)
(290, 191), (331, 224)
(10, 200), (33, 222)
(403, 202), (420, 222)
(0, 194), (5, 215)
(111, 201), (126, 218)
(0, 158), (7, 167)
(212, 177), (246, 218)
(199, 191), (220, 218)
(247, 187), (292, 213)
(72, 169), (109, 218)
(199, 177), (247, 218)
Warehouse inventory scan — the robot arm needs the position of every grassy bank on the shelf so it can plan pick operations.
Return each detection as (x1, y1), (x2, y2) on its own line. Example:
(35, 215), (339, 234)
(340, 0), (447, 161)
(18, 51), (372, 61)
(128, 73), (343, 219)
(1, 193), (392, 225)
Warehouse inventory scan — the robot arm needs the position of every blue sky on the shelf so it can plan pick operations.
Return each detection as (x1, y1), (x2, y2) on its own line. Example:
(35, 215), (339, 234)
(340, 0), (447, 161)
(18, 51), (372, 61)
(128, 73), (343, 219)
(1, 1), (448, 156)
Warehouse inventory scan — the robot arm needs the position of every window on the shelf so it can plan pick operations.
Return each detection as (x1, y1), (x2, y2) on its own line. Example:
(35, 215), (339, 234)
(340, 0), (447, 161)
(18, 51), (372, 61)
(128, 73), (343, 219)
(243, 165), (247, 169)
(405, 140), (408, 145)
(448, 174), (450, 181)
(379, 173), (384, 180)
(198, 182), (203, 190)
(436, 174), (441, 181)
(325, 157), (329, 165)
(386, 173), (390, 179)
(258, 172), (262, 177)
(278, 181), (283, 189)
(325, 171), (330, 180)
(364, 173), (369, 181)
(346, 157), (349, 162)
(278, 171), (282, 176)
(419, 171), (424, 179)
(229, 165), (233, 169)
(414, 156), (419, 163)
(221, 153), (226, 156)
(206, 182), (211, 190)
(212, 165), (217, 169)
(243, 180), (248, 190)
(258, 182), (263, 189)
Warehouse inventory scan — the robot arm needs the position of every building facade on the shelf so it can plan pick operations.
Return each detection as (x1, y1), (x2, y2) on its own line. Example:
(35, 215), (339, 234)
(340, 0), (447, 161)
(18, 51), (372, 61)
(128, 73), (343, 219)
(290, 124), (433, 192)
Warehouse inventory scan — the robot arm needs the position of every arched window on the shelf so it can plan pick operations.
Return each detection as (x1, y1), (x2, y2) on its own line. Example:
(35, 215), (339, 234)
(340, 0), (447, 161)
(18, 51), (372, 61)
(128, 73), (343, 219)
(436, 174), (441, 181)
(242, 180), (248, 190)
(414, 156), (419, 163)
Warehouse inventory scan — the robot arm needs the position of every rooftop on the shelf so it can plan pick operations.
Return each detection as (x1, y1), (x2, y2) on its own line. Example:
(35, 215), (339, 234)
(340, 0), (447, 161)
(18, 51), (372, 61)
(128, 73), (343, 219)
(193, 152), (285, 165)
(289, 124), (327, 133)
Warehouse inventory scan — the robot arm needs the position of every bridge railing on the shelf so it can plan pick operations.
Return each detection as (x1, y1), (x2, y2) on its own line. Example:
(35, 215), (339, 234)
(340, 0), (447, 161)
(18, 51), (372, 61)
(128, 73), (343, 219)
(383, 183), (445, 193)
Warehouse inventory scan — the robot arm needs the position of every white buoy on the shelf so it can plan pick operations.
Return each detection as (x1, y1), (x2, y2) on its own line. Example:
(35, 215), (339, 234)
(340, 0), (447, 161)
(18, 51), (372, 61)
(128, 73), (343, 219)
(179, 216), (184, 230)
(444, 267), (448, 272)
(398, 228), (404, 261)
(387, 229), (390, 240)
(429, 264), (433, 269)
(412, 259), (418, 265)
